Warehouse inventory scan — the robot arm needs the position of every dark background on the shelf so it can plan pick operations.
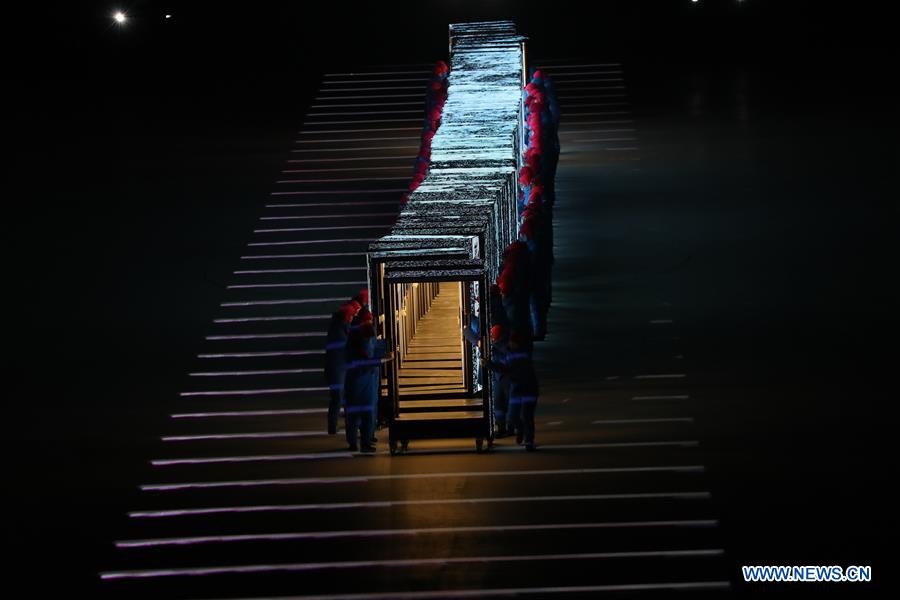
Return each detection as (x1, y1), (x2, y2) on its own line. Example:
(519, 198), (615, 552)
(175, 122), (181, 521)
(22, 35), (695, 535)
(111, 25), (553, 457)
(7, 0), (896, 595)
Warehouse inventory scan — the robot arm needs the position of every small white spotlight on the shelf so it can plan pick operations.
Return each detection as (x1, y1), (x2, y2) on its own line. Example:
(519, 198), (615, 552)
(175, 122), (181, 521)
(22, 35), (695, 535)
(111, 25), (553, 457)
(113, 11), (127, 24)
(165, 14), (172, 19)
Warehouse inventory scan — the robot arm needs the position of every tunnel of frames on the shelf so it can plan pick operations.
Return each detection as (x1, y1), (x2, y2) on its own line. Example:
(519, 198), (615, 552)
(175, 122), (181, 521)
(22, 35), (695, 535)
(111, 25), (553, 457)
(365, 21), (560, 453)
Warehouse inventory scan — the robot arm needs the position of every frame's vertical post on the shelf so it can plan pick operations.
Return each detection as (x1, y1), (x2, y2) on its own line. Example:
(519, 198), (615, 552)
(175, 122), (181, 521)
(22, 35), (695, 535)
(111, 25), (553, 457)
(387, 283), (400, 422)
(461, 280), (473, 394)
(371, 258), (387, 425)
(480, 276), (493, 441)
(402, 283), (409, 362)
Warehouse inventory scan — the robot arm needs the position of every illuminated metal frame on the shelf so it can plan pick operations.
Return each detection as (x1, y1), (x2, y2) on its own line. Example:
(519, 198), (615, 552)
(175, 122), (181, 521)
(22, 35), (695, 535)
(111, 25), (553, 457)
(367, 21), (526, 451)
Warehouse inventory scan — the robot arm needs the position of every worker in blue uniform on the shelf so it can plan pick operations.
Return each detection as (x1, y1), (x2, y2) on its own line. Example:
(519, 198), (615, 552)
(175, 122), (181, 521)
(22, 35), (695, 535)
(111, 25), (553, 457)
(488, 324), (511, 437)
(356, 306), (387, 444)
(344, 315), (386, 453)
(483, 329), (539, 450)
(324, 301), (360, 434)
(346, 287), (372, 428)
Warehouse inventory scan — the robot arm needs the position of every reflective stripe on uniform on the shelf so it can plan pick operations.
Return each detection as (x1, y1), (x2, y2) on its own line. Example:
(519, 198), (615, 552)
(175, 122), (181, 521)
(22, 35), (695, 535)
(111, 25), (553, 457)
(325, 341), (346, 350)
(349, 358), (381, 368)
(509, 395), (538, 405)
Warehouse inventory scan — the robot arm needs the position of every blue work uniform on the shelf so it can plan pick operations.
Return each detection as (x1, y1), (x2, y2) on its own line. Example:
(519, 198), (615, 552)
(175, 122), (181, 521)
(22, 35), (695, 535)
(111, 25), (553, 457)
(487, 350), (539, 447)
(323, 311), (349, 434)
(344, 329), (384, 449)
(489, 340), (511, 432)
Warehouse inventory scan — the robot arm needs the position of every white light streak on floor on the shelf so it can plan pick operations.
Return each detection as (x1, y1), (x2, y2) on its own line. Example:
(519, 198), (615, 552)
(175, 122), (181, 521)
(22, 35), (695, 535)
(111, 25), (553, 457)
(286, 155), (415, 163)
(161, 429), (329, 442)
(141, 465), (706, 491)
(128, 491), (712, 518)
(101, 549), (724, 579)
(302, 118), (421, 126)
(293, 138), (418, 145)
(151, 451), (352, 466)
(247, 238), (377, 247)
(591, 417), (694, 425)
(252, 225), (390, 233)
(239, 252), (367, 260)
(265, 201), (399, 208)
(257, 214), (394, 222)
(276, 176), (408, 182)
(177, 386), (328, 397)
(171, 408), (328, 419)
(290, 146), (418, 153)
(115, 520), (718, 548)
(197, 350), (325, 359)
(226, 281), (367, 290)
(220, 296), (345, 307)
(189, 367), (321, 377)
(297, 128), (420, 135)
(205, 331), (327, 339)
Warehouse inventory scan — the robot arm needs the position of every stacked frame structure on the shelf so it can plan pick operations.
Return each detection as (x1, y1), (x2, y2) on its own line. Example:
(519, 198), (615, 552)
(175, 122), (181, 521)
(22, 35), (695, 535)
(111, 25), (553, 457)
(367, 21), (527, 453)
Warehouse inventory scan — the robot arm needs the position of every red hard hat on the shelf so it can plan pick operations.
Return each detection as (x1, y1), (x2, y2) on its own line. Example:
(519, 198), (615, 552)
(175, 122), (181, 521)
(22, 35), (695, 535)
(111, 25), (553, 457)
(490, 324), (505, 343)
(339, 303), (358, 322)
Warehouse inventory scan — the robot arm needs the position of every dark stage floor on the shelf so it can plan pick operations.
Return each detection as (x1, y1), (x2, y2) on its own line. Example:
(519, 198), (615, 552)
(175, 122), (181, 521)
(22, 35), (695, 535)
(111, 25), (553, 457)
(8, 2), (895, 597)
